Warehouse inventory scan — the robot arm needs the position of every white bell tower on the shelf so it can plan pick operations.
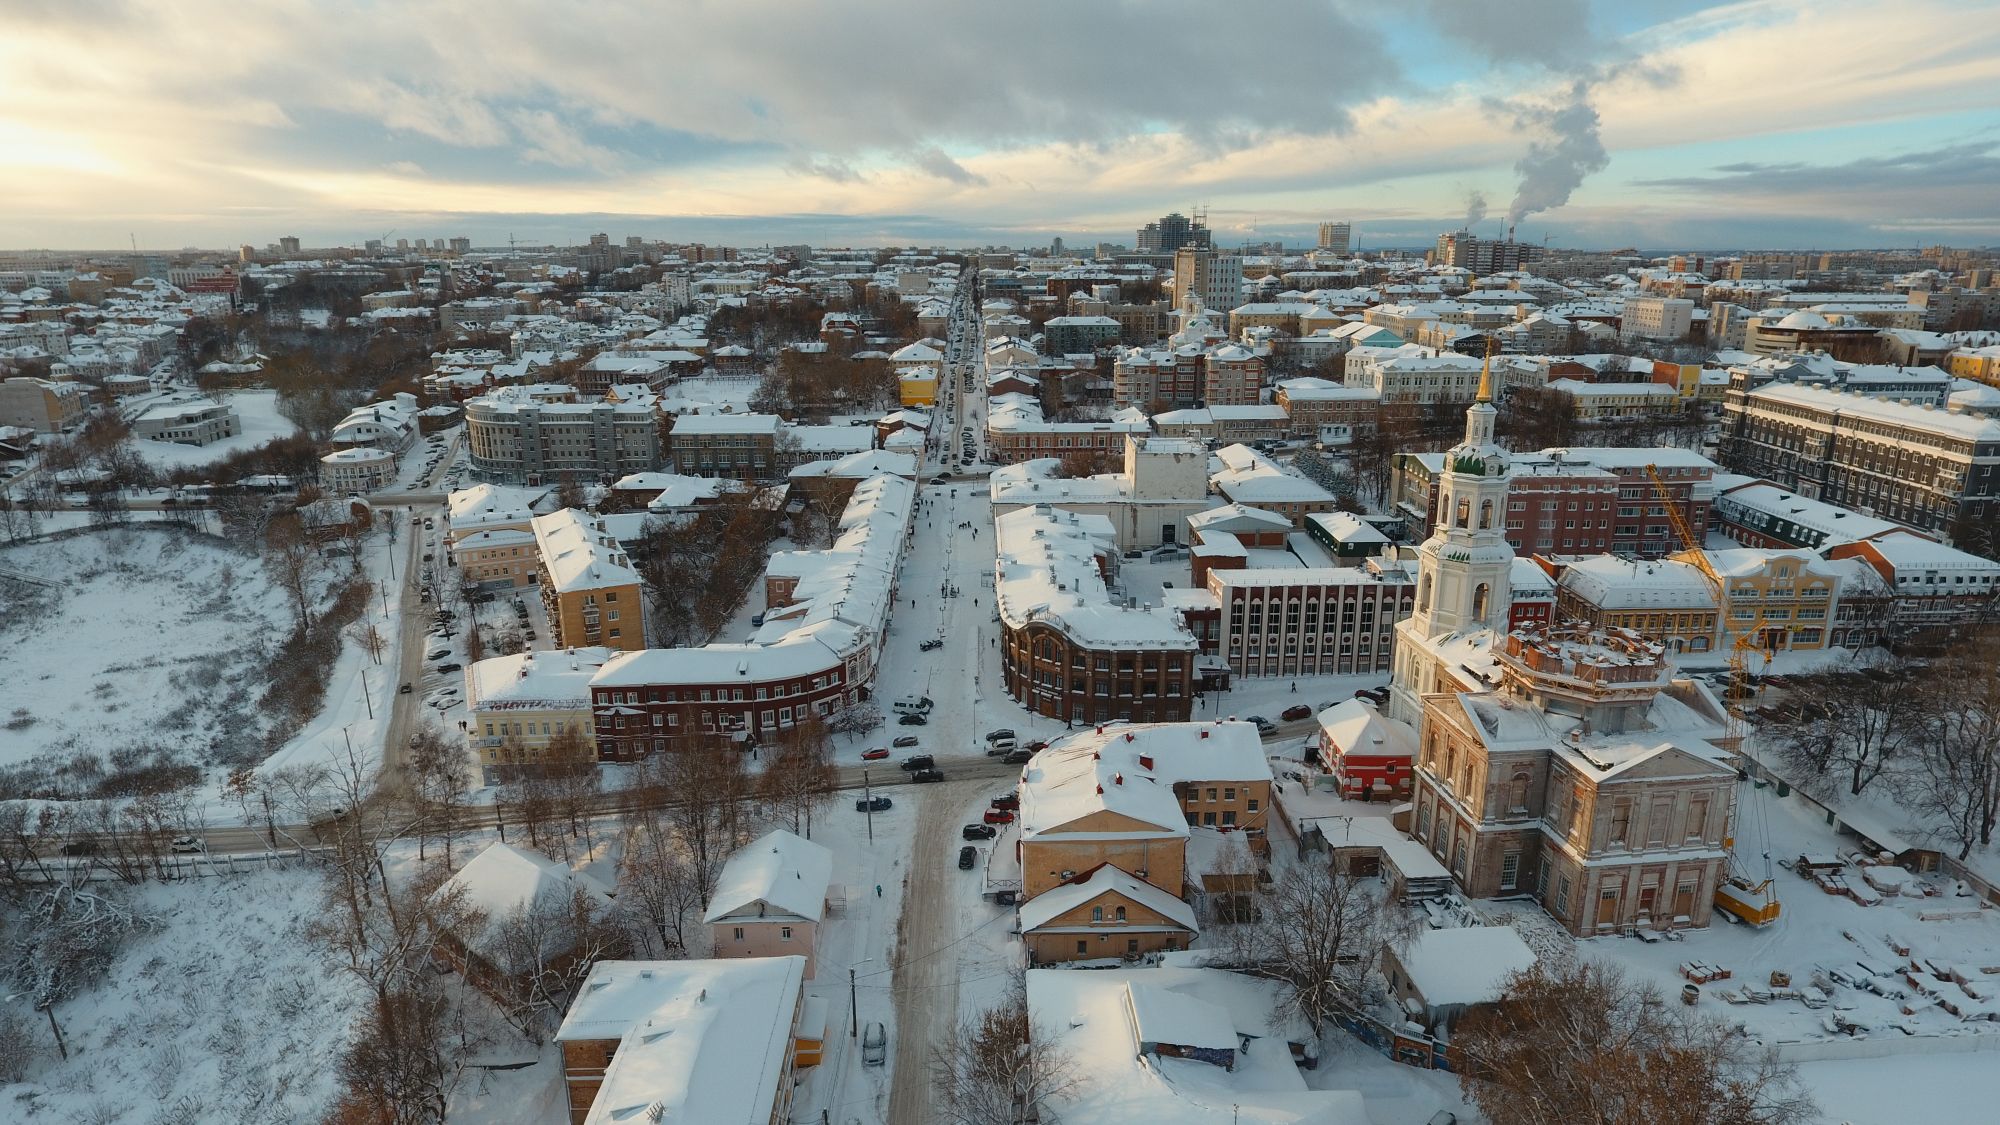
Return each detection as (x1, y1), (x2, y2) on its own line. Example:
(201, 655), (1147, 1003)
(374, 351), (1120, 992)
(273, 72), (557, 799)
(1409, 347), (1514, 639)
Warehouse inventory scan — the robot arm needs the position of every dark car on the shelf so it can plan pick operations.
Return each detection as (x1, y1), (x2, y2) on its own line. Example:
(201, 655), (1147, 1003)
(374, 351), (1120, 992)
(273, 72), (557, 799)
(898, 713), (928, 726)
(1281, 703), (1314, 722)
(1247, 715), (1278, 735)
(1003, 748), (1035, 765)
(1353, 687), (1391, 705)
(990, 793), (1019, 811)
(958, 845), (977, 869)
(912, 768), (945, 783)
(436, 662), (463, 674)
(855, 795), (892, 812)
(892, 735), (920, 748)
(962, 823), (997, 840)
(919, 638), (943, 651)
(398, 682), (413, 694)
(900, 755), (936, 772)
(984, 728), (1015, 743)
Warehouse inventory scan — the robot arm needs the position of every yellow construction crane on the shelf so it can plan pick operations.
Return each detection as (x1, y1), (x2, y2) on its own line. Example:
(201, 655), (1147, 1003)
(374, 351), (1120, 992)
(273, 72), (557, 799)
(1646, 463), (1782, 925)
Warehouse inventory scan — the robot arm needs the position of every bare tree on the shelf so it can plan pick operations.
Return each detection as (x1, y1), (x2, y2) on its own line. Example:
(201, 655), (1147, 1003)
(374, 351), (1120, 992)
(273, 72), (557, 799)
(759, 717), (837, 838)
(1902, 641), (2000, 859)
(637, 738), (747, 909)
(1210, 858), (1380, 1033)
(543, 728), (602, 851)
(1765, 655), (1923, 798)
(1453, 960), (1815, 1125)
(483, 886), (630, 1043)
(262, 512), (321, 630)
(406, 725), (469, 865)
(931, 986), (1080, 1125)
(617, 815), (706, 958)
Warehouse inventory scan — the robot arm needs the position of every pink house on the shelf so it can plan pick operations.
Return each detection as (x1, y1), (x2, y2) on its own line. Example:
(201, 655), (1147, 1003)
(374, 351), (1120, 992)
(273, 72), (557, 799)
(704, 829), (833, 979)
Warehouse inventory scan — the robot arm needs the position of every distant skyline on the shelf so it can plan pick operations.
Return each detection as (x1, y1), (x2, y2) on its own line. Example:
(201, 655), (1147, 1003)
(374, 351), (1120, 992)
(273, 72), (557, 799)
(3, 0), (1998, 252)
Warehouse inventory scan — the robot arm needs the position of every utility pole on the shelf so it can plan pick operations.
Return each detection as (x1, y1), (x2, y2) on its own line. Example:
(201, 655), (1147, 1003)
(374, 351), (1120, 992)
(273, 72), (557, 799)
(863, 768), (874, 843)
(850, 965), (860, 1038)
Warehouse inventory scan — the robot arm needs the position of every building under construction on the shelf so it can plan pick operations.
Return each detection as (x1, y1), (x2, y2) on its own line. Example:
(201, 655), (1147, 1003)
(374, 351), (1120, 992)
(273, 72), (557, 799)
(1432, 229), (1544, 273)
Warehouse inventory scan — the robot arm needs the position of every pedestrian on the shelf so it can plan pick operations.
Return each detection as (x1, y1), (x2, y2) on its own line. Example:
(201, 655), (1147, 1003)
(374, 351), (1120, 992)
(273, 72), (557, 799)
(875, 884), (882, 898)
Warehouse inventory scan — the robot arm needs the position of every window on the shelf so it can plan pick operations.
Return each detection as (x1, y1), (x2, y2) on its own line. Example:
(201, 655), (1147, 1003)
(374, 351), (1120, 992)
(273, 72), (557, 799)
(1554, 874), (1572, 917)
(1115, 906), (1126, 921)
(1247, 798), (1259, 813)
(1500, 852), (1520, 891)
(1206, 787), (1218, 802)
(1127, 938), (1140, 954)
(732, 927), (745, 941)
(1686, 796), (1708, 841)
(1091, 906), (1103, 922)
(781, 926), (792, 940)
(1223, 787), (1236, 801)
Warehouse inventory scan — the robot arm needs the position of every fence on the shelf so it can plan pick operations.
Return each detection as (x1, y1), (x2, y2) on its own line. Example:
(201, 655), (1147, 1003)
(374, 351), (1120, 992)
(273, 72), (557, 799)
(9, 847), (331, 884)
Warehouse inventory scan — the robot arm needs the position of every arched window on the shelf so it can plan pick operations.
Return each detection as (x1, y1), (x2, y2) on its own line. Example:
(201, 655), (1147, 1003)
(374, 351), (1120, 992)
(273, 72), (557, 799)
(1455, 497), (1471, 529)
(1479, 498), (1495, 529)
(1509, 771), (1531, 813)
(1472, 583), (1490, 621)
(1417, 573), (1432, 612)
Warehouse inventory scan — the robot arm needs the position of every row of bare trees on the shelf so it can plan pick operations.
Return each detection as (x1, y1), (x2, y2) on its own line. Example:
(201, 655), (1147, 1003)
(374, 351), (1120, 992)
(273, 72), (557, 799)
(1760, 642), (2000, 859)
(636, 489), (782, 646)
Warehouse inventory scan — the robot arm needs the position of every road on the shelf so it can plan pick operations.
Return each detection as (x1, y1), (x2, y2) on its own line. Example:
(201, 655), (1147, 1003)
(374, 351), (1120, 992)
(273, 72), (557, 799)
(886, 266), (992, 1125)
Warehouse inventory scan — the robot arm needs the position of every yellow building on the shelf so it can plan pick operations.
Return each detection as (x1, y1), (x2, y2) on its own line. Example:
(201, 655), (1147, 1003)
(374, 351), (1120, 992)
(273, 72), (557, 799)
(531, 509), (647, 652)
(464, 647), (612, 778)
(1675, 547), (1842, 652)
(1946, 346), (2000, 387)
(897, 365), (938, 407)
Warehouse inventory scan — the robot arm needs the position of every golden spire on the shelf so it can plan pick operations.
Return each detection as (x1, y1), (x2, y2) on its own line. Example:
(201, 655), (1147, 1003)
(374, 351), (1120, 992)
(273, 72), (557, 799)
(1475, 336), (1496, 404)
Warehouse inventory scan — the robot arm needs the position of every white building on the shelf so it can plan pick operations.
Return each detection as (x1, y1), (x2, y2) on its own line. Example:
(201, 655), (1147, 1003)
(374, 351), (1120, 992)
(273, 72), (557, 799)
(319, 446), (396, 493)
(130, 395), (239, 445)
(1620, 296), (1695, 342)
(988, 434), (1210, 550)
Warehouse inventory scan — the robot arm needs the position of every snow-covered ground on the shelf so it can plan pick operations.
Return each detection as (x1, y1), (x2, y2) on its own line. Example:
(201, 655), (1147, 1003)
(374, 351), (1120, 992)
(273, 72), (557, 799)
(0, 866), (365, 1122)
(124, 389), (300, 470)
(0, 527), (291, 785)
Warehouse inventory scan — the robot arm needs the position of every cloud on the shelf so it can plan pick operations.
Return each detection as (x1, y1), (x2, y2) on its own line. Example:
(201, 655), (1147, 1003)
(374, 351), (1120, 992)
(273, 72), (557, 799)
(382, 161), (426, 177)
(908, 146), (986, 186)
(787, 155), (865, 184)
(1634, 141), (2000, 227)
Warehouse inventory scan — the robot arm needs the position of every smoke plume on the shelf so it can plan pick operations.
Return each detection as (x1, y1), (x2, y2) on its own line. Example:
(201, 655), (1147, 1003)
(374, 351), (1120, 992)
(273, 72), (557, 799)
(1463, 190), (1489, 229)
(1505, 79), (1609, 226)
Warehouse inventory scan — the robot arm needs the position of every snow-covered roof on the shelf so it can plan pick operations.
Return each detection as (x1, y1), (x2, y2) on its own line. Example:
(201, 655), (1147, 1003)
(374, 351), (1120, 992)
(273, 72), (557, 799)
(1018, 863), (1199, 934)
(531, 508), (641, 593)
(1304, 511), (1387, 546)
(995, 505), (1196, 652)
(1713, 481), (1907, 546)
(558, 957), (807, 1125)
(1316, 700), (1416, 761)
(1019, 721), (1269, 841)
(671, 412), (782, 435)
(468, 645), (613, 709)
(1558, 555), (1715, 610)
(1748, 382), (2000, 441)
(1392, 926), (1537, 1008)
(435, 842), (614, 954)
(703, 829), (833, 925)
(1211, 444), (1336, 505)
(788, 448), (918, 480)
(1844, 530), (2000, 579)
(448, 482), (550, 533)
(1026, 968), (1369, 1125)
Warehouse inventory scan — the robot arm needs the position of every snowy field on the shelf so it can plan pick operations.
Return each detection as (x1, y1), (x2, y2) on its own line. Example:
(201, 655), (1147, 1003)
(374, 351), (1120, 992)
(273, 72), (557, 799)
(0, 866), (365, 1123)
(0, 527), (290, 792)
(125, 389), (300, 470)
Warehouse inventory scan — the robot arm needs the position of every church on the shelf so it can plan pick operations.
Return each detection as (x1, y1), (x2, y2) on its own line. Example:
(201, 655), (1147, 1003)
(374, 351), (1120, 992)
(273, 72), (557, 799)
(1388, 356), (1745, 936)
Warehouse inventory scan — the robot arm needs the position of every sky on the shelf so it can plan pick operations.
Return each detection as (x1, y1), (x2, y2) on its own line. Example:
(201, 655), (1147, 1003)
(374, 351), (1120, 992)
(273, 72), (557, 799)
(2, 0), (1997, 252)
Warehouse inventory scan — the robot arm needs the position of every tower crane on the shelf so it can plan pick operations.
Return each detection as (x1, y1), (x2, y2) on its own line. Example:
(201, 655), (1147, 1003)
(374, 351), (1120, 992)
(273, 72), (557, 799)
(1646, 463), (1782, 925)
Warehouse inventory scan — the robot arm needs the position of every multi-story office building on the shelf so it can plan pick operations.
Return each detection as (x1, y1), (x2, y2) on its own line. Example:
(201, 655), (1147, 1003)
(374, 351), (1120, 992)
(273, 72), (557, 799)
(1136, 211), (1212, 254)
(1171, 247), (1244, 316)
(1619, 296), (1695, 343)
(466, 386), (663, 486)
(1317, 221), (1352, 254)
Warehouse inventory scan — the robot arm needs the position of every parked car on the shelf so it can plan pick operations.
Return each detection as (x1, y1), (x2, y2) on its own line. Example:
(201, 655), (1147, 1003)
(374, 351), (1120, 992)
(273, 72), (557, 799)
(900, 755), (936, 772)
(985, 728), (1015, 743)
(861, 1021), (887, 1066)
(170, 835), (204, 854)
(958, 845), (977, 870)
(990, 793), (1019, 811)
(1353, 687), (1391, 706)
(919, 638), (943, 651)
(436, 662), (463, 674)
(913, 768), (945, 783)
(861, 747), (890, 761)
(1002, 748), (1035, 765)
(1247, 715), (1278, 736)
(982, 808), (1015, 825)
(426, 648), (450, 660)
(1281, 703), (1314, 722)
(898, 713), (927, 726)
(962, 823), (997, 840)
(855, 796), (892, 813)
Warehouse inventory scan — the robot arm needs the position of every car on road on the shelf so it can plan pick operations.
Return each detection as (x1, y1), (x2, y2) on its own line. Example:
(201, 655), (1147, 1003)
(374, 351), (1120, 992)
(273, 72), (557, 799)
(861, 747), (890, 761)
(170, 835), (204, 854)
(1247, 715), (1278, 736)
(919, 638), (943, 651)
(1353, 686), (1391, 706)
(1281, 703), (1314, 722)
(958, 845), (977, 869)
(1002, 748), (1035, 765)
(962, 823), (997, 840)
(898, 713), (927, 726)
(990, 793), (1019, 811)
(912, 768), (945, 783)
(398, 682), (413, 694)
(930, 474), (949, 484)
(855, 796), (892, 813)
(900, 754), (935, 772)
(985, 728), (1015, 743)
(861, 1021), (887, 1066)
(982, 808), (1015, 825)
(892, 735), (920, 748)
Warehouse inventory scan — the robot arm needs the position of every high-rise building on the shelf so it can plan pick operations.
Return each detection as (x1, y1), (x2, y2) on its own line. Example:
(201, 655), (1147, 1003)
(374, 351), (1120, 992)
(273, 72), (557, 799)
(449, 237), (472, 255)
(1317, 221), (1352, 254)
(1136, 211), (1211, 254)
(1433, 230), (1540, 273)
(1171, 246), (1243, 316)
(278, 236), (301, 256)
